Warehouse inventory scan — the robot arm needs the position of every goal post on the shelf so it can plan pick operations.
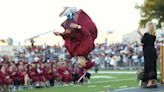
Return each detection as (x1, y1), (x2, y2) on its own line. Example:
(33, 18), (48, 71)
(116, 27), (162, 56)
(160, 45), (164, 83)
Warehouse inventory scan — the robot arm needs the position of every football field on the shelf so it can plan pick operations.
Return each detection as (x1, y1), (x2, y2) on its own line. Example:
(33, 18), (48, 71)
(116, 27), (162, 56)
(17, 71), (138, 92)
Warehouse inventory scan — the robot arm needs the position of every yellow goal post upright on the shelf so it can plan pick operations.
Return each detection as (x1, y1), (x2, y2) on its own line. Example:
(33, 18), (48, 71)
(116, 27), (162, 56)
(161, 44), (164, 84)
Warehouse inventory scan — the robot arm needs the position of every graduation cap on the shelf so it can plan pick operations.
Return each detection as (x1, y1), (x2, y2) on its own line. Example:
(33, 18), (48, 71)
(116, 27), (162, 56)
(60, 7), (77, 31)
(59, 7), (77, 18)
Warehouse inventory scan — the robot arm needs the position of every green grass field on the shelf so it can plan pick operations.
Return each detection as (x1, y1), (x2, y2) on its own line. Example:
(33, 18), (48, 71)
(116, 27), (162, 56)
(17, 72), (138, 92)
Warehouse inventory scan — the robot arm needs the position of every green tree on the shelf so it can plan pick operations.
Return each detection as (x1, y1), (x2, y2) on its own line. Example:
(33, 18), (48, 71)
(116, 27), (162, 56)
(136, 0), (164, 28)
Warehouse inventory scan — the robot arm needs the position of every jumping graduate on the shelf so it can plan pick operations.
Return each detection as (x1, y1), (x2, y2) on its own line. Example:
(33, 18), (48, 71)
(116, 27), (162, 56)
(54, 7), (97, 70)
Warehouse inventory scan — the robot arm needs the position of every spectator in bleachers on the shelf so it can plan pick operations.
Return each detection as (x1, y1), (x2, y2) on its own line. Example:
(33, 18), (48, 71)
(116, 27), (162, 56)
(0, 40), (161, 91)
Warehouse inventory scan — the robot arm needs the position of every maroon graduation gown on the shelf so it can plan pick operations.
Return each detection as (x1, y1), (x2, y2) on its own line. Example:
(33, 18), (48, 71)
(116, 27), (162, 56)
(61, 9), (97, 57)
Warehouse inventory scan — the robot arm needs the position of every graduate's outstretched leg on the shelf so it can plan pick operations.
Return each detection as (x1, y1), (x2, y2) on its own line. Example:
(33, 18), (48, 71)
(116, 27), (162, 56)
(77, 56), (95, 70)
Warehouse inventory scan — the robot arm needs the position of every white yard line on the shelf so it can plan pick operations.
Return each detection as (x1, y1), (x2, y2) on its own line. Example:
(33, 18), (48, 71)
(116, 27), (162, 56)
(103, 85), (112, 88)
(73, 85), (82, 87)
(118, 86), (128, 89)
(89, 71), (160, 74)
(97, 91), (105, 92)
(90, 78), (134, 84)
(89, 71), (136, 74)
(112, 87), (138, 91)
(87, 85), (96, 88)
(91, 76), (116, 79)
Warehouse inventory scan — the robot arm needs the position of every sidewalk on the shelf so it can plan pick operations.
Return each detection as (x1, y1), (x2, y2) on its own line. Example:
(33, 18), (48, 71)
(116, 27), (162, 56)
(110, 85), (164, 92)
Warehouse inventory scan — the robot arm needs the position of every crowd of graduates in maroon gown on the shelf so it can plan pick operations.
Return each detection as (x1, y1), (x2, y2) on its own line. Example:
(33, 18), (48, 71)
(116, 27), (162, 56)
(0, 57), (90, 91)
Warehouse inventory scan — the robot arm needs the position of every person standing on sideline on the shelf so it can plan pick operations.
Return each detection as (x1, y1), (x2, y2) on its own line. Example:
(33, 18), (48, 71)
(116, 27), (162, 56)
(137, 21), (157, 88)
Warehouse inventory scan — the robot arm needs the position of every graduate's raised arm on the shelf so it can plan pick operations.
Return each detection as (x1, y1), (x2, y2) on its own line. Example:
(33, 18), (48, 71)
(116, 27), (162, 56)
(69, 23), (81, 29)
(69, 22), (90, 36)
(137, 27), (143, 37)
(53, 32), (62, 36)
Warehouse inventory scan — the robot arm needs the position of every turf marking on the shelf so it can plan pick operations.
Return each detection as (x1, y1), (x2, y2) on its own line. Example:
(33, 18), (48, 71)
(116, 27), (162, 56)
(91, 78), (134, 84)
(87, 85), (96, 88)
(91, 76), (116, 79)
